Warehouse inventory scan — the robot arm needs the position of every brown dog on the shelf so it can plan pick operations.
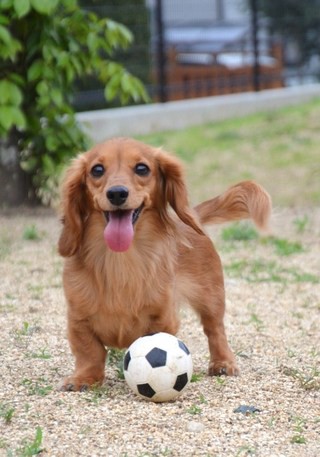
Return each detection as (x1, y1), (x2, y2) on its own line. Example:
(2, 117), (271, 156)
(58, 137), (271, 391)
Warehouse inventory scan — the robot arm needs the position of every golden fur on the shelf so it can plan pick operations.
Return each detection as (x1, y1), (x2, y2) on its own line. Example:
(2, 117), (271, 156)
(58, 137), (271, 391)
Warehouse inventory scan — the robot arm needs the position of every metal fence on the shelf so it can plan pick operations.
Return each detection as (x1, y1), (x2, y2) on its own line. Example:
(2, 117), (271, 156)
(75, 0), (320, 110)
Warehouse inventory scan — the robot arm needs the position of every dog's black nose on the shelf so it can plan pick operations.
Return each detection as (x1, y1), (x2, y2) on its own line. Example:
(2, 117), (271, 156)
(106, 186), (129, 206)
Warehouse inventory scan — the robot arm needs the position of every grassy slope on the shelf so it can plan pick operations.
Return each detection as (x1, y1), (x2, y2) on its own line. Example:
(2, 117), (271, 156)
(140, 98), (320, 207)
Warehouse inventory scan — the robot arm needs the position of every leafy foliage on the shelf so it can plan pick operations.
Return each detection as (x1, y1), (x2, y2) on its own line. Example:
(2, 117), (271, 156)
(0, 0), (148, 202)
(77, 0), (151, 110)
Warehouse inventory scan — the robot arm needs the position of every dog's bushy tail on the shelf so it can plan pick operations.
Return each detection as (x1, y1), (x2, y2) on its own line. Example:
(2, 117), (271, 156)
(194, 181), (271, 232)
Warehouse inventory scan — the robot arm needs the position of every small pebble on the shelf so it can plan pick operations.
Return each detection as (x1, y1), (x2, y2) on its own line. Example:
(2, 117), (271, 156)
(187, 421), (205, 433)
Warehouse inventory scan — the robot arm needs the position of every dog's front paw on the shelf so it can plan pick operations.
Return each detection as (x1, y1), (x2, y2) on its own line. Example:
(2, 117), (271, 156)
(58, 375), (104, 392)
(208, 360), (240, 376)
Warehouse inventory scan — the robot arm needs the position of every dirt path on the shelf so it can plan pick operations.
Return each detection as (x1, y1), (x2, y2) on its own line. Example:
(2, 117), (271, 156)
(0, 207), (319, 456)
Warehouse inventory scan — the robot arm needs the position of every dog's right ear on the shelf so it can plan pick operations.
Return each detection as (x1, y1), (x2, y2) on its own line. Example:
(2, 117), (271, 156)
(58, 155), (88, 257)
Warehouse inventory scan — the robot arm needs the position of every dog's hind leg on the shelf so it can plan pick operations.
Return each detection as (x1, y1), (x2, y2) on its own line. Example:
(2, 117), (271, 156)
(187, 245), (239, 376)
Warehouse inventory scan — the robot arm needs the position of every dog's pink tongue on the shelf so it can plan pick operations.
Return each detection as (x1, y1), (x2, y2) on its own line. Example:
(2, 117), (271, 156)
(104, 211), (134, 252)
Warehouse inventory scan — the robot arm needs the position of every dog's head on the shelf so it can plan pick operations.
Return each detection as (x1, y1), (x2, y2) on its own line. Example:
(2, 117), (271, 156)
(58, 137), (204, 256)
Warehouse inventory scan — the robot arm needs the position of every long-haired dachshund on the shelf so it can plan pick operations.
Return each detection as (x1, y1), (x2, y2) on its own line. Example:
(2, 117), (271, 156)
(58, 137), (271, 391)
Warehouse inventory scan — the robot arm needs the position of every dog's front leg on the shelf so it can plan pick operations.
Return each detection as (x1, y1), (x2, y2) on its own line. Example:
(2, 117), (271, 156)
(59, 318), (107, 392)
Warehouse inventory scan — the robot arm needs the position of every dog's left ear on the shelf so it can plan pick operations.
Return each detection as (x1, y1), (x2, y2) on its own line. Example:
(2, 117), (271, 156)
(156, 150), (205, 235)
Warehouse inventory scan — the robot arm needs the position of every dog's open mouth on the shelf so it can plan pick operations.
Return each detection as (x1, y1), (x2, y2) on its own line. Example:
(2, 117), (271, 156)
(103, 204), (144, 252)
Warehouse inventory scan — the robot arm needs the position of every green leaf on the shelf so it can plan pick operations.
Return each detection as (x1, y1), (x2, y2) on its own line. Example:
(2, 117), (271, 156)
(0, 0), (13, 10)
(30, 0), (58, 15)
(45, 135), (59, 152)
(0, 24), (11, 44)
(0, 14), (10, 25)
(87, 32), (100, 52)
(0, 105), (26, 130)
(104, 74), (121, 101)
(0, 80), (23, 105)
(61, 0), (77, 10)
(8, 73), (24, 86)
(27, 60), (44, 82)
(42, 154), (56, 175)
(51, 88), (63, 107)
(36, 80), (48, 96)
(56, 51), (69, 68)
(14, 0), (30, 18)
(121, 72), (132, 93)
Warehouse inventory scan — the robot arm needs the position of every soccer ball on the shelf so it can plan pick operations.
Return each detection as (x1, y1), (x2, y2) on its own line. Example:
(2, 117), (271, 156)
(123, 332), (193, 402)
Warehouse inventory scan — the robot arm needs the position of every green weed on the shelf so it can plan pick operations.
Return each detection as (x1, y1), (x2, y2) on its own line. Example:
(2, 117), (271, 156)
(83, 385), (109, 404)
(247, 313), (264, 331)
(225, 259), (319, 284)
(293, 215), (309, 233)
(199, 393), (207, 404)
(28, 284), (44, 300)
(16, 427), (44, 456)
(13, 322), (41, 348)
(16, 322), (32, 336)
(0, 403), (15, 424)
(22, 378), (53, 396)
(268, 237), (304, 256)
(187, 404), (202, 415)
(23, 225), (41, 241)
(221, 222), (258, 242)
(191, 372), (205, 383)
(290, 416), (307, 445)
(30, 348), (51, 359)
(107, 348), (125, 379)
(280, 365), (320, 390)
(287, 349), (296, 358)
(215, 376), (227, 387)
(236, 445), (256, 456)
(0, 438), (7, 449)
(0, 303), (16, 313)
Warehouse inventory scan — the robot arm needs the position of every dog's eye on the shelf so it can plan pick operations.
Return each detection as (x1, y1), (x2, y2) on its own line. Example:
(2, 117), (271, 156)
(91, 164), (105, 178)
(134, 163), (150, 176)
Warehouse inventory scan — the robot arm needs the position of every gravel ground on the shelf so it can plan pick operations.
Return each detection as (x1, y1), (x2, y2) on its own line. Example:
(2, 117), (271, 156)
(0, 207), (319, 457)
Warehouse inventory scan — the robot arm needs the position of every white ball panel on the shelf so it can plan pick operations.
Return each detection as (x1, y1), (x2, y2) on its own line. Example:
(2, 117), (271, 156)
(148, 366), (176, 392)
(124, 333), (193, 402)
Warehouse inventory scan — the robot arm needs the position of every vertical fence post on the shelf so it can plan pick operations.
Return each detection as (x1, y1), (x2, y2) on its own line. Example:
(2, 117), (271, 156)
(155, 0), (167, 102)
(249, 0), (260, 91)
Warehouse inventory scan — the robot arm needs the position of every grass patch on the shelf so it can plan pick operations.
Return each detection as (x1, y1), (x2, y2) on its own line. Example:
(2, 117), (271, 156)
(225, 259), (319, 284)
(221, 222), (258, 242)
(21, 378), (53, 397)
(22, 225), (41, 241)
(30, 348), (51, 360)
(191, 372), (205, 383)
(107, 348), (125, 380)
(0, 403), (15, 424)
(141, 98), (320, 206)
(83, 385), (110, 404)
(290, 416), (307, 445)
(280, 365), (320, 391)
(187, 404), (202, 415)
(293, 215), (309, 234)
(16, 427), (44, 456)
(267, 238), (304, 256)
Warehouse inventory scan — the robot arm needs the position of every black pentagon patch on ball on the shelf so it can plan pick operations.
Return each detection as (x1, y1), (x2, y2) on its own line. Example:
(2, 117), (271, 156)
(173, 373), (189, 392)
(178, 340), (190, 355)
(146, 347), (167, 368)
(123, 351), (131, 371)
(137, 383), (156, 398)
